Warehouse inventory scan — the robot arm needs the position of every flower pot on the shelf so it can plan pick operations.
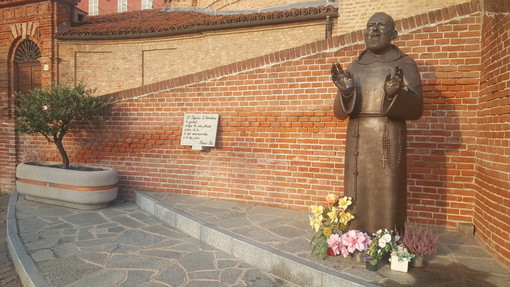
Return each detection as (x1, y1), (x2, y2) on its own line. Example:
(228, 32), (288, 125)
(16, 162), (118, 210)
(390, 255), (409, 272)
(411, 254), (425, 267)
(365, 261), (380, 271)
(327, 248), (338, 256)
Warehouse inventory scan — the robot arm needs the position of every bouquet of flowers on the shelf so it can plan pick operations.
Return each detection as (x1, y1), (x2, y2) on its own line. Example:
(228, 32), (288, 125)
(391, 244), (415, 262)
(363, 229), (399, 266)
(328, 229), (371, 257)
(309, 194), (355, 260)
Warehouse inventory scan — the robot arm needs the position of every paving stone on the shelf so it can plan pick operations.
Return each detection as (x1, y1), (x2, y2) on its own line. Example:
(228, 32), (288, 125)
(185, 281), (226, 287)
(142, 224), (187, 238)
(25, 236), (60, 251)
(180, 251), (216, 272)
(31, 249), (55, 262)
(105, 254), (169, 269)
(231, 226), (283, 243)
(69, 270), (125, 287)
(77, 229), (95, 241)
(266, 225), (305, 239)
(36, 205), (74, 217)
(19, 232), (39, 243)
(104, 243), (144, 254)
(62, 228), (78, 236)
(108, 214), (148, 228)
(154, 263), (187, 286)
(78, 252), (110, 265)
(107, 226), (125, 233)
(74, 238), (114, 248)
(119, 270), (154, 287)
(38, 257), (101, 287)
(188, 270), (220, 280)
(99, 208), (125, 218)
(218, 260), (238, 269)
(220, 268), (242, 284)
(62, 213), (108, 226)
(140, 249), (183, 259)
(129, 211), (154, 222)
(52, 244), (80, 258)
(17, 218), (49, 233)
(116, 229), (164, 246)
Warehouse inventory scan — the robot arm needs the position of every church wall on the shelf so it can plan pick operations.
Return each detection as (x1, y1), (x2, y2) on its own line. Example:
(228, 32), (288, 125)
(335, 0), (471, 34)
(19, 0), (487, 234)
(57, 20), (330, 95)
(0, 0), (62, 193)
(4, 0), (510, 267)
(474, 0), (510, 268)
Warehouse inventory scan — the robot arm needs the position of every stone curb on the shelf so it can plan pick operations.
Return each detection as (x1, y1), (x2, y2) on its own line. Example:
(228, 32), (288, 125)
(136, 191), (375, 287)
(6, 190), (49, 287)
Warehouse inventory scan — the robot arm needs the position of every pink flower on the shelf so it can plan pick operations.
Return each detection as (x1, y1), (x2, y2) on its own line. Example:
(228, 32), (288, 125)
(341, 230), (372, 255)
(327, 233), (342, 255)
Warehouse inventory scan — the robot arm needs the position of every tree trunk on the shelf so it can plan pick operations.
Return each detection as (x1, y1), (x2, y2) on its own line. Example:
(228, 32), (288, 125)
(54, 138), (69, 169)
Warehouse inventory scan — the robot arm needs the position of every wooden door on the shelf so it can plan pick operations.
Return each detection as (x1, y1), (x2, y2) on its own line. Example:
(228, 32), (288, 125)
(16, 61), (41, 94)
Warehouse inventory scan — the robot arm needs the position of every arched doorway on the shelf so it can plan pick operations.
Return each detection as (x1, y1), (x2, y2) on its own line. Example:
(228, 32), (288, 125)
(14, 40), (42, 94)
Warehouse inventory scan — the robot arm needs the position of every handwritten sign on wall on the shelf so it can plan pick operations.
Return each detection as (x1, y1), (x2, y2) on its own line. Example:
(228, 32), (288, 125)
(180, 114), (219, 151)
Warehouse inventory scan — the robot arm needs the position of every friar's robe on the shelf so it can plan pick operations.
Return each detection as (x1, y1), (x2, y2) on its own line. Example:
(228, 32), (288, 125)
(334, 45), (423, 233)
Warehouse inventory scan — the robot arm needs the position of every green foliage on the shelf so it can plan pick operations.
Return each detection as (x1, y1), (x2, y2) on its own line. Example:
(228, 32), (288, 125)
(16, 83), (111, 168)
(311, 231), (329, 260)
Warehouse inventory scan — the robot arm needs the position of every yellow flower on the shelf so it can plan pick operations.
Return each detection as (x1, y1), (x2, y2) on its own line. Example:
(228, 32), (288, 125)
(323, 227), (333, 236)
(309, 214), (323, 232)
(339, 211), (354, 224)
(327, 207), (339, 223)
(310, 205), (324, 217)
(337, 196), (352, 210)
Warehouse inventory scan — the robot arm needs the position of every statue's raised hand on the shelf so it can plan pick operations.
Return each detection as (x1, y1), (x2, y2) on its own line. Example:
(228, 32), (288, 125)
(331, 63), (354, 96)
(384, 65), (404, 99)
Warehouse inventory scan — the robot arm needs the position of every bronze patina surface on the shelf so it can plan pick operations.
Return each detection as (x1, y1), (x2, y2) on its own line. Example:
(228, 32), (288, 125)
(331, 12), (423, 233)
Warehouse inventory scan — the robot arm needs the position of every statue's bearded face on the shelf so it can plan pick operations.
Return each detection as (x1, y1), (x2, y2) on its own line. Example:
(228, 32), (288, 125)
(364, 13), (397, 54)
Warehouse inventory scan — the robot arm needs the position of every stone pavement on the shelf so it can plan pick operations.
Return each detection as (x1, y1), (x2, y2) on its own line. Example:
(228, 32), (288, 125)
(0, 193), (21, 287)
(5, 190), (510, 287)
(7, 191), (296, 287)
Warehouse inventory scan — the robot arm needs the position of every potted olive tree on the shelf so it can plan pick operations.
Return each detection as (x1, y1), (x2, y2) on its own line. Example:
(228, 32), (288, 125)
(15, 84), (118, 210)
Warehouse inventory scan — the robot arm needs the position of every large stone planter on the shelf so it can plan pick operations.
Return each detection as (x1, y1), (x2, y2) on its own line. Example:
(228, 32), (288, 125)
(16, 162), (118, 210)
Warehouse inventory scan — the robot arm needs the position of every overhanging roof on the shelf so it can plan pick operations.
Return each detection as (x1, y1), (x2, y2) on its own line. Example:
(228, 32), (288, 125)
(56, 5), (338, 40)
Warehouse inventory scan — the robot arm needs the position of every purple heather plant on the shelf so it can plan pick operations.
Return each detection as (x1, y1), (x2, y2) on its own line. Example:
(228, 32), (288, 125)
(402, 223), (439, 255)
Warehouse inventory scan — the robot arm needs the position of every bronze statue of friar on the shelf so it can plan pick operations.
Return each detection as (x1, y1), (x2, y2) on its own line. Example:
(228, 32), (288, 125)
(331, 12), (423, 233)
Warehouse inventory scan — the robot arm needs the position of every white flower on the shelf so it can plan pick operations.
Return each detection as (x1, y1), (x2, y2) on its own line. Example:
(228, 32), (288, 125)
(382, 233), (392, 242)
(378, 238), (387, 248)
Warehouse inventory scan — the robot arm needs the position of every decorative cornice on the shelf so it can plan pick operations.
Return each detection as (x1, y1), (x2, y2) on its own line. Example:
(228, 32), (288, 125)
(56, 5), (338, 40)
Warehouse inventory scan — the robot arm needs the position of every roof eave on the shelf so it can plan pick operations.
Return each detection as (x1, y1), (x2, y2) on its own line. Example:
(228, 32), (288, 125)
(55, 11), (338, 41)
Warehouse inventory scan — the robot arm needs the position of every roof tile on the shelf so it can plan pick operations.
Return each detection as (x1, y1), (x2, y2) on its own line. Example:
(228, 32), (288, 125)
(57, 6), (338, 38)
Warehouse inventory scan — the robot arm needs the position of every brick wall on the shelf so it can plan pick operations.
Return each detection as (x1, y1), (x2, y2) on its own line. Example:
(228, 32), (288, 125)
(0, 0), (74, 192)
(57, 21), (331, 95)
(335, 0), (471, 34)
(474, 0), (510, 267)
(23, 0), (482, 216)
(8, 0), (510, 267)
(197, 0), (314, 10)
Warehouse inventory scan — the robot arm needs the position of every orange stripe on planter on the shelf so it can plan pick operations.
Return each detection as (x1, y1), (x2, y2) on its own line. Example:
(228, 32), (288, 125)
(17, 178), (117, 191)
